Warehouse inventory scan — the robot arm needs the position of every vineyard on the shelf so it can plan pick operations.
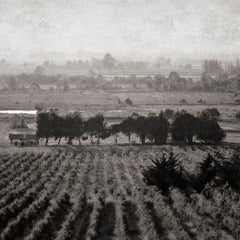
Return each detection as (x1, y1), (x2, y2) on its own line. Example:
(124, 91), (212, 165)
(0, 146), (240, 240)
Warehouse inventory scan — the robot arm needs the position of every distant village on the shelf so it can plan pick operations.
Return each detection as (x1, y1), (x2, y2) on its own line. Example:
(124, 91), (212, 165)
(0, 55), (239, 93)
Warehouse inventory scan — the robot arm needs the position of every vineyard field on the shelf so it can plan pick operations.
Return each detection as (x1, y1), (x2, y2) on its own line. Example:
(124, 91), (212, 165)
(0, 146), (240, 240)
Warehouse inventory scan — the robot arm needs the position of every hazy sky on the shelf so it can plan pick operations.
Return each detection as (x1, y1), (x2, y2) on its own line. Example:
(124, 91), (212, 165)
(1, 0), (240, 61)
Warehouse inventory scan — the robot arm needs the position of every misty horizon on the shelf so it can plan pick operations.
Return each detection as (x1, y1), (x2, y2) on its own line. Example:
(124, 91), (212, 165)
(0, 0), (240, 63)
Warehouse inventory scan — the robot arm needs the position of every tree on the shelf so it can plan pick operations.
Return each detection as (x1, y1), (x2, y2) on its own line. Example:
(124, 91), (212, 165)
(125, 98), (133, 106)
(34, 66), (44, 76)
(110, 124), (121, 144)
(134, 116), (147, 144)
(199, 108), (220, 120)
(171, 112), (199, 144)
(63, 112), (84, 145)
(63, 81), (70, 91)
(143, 151), (187, 195)
(54, 115), (64, 144)
(145, 114), (170, 144)
(120, 117), (135, 143)
(5, 77), (17, 90)
(85, 114), (108, 144)
(154, 113), (170, 144)
(145, 116), (159, 143)
(102, 53), (115, 69)
(36, 112), (52, 145)
(34, 103), (45, 112)
(197, 119), (225, 143)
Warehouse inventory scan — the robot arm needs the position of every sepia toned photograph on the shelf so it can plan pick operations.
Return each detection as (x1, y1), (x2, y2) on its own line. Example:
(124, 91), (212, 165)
(0, 0), (240, 239)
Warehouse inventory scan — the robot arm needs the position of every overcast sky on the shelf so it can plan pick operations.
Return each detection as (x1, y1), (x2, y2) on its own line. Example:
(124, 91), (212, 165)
(1, 0), (240, 61)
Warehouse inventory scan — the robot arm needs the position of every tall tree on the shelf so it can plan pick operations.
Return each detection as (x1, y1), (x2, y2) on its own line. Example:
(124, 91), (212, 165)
(120, 117), (136, 143)
(134, 116), (147, 144)
(111, 124), (121, 144)
(154, 113), (170, 144)
(171, 112), (199, 144)
(36, 112), (52, 145)
(85, 114), (108, 144)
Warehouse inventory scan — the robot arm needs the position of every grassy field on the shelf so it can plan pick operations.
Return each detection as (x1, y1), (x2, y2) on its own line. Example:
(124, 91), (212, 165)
(0, 145), (239, 240)
(0, 89), (240, 144)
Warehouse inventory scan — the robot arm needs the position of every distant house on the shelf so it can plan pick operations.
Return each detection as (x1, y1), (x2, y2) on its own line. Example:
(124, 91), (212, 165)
(9, 114), (27, 129)
(9, 128), (38, 146)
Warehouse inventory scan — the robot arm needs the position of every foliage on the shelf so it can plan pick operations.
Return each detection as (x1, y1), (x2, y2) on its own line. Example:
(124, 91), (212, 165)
(85, 114), (108, 144)
(199, 108), (220, 120)
(120, 117), (136, 142)
(171, 112), (200, 143)
(143, 151), (187, 194)
(197, 119), (225, 143)
(110, 124), (121, 144)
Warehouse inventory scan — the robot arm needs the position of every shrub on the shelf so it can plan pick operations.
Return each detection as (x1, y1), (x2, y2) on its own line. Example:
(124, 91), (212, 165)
(143, 151), (187, 195)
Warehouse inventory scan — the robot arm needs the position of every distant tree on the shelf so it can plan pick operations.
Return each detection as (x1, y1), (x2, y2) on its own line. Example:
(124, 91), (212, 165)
(34, 103), (45, 112)
(63, 81), (70, 91)
(6, 77), (17, 90)
(43, 61), (50, 68)
(179, 99), (187, 104)
(120, 117), (135, 142)
(102, 53), (115, 69)
(154, 74), (166, 89)
(197, 119), (225, 143)
(171, 112), (200, 144)
(125, 98), (133, 106)
(85, 114), (108, 144)
(111, 124), (121, 144)
(34, 66), (44, 75)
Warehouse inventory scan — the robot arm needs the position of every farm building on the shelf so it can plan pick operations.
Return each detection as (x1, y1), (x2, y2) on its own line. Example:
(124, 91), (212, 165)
(9, 128), (38, 146)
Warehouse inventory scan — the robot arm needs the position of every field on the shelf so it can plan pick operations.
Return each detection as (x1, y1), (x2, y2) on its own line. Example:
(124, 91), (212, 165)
(0, 145), (240, 240)
(0, 89), (240, 144)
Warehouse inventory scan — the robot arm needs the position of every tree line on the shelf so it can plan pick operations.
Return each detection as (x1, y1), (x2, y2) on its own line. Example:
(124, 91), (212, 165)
(37, 108), (225, 145)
